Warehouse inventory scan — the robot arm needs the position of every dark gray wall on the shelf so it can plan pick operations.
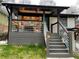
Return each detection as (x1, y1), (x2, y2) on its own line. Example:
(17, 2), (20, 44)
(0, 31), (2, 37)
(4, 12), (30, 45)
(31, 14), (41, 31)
(8, 32), (44, 45)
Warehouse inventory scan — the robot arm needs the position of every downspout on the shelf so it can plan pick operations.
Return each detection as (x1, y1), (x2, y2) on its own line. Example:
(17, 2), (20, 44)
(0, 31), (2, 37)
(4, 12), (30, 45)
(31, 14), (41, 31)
(6, 6), (12, 43)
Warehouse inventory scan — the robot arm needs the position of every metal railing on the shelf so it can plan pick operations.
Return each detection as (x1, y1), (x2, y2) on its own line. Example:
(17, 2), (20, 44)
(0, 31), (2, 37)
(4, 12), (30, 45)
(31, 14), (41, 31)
(51, 22), (58, 33)
(12, 26), (43, 32)
(59, 21), (69, 49)
(51, 21), (70, 50)
(51, 21), (77, 53)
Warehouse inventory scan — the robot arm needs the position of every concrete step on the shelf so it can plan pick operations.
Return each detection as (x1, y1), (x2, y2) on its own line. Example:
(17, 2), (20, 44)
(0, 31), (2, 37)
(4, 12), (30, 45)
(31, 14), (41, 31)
(48, 48), (68, 53)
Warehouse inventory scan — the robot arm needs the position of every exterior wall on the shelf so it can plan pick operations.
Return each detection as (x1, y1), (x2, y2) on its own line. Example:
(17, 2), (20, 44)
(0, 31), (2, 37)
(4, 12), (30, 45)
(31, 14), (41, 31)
(50, 17), (57, 33)
(9, 32), (44, 45)
(67, 17), (75, 28)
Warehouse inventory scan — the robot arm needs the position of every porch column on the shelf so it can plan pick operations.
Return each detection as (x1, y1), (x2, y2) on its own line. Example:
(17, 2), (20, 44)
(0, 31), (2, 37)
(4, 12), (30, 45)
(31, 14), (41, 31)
(6, 7), (12, 41)
(9, 14), (12, 32)
(8, 7), (12, 32)
(57, 15), (60, 35)
(43, 11), (45, 24)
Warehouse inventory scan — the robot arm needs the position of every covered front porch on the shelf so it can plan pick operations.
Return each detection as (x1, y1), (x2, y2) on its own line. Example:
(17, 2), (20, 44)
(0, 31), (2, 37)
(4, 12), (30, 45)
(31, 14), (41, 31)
(2, 3), (69, 45)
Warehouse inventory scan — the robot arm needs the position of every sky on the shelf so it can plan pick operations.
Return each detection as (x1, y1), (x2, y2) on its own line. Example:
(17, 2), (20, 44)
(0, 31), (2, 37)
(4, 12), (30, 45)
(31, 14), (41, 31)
(31, 0), (78, 6)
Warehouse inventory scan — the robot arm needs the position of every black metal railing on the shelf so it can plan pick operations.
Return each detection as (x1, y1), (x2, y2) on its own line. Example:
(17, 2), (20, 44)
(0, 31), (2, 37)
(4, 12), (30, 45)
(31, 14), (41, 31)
(51, 22), (58, 33)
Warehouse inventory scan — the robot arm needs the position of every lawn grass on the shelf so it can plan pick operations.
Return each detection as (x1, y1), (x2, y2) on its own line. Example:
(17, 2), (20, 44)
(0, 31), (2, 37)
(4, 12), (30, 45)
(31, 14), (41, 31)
(0, 45), (46, 59)
(74, 54), (79, 59)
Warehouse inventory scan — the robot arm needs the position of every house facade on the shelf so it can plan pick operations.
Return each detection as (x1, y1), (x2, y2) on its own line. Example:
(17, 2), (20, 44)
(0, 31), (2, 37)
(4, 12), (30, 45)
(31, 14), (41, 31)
(2, 3), (79, 44)
(2, 2), (79, 57)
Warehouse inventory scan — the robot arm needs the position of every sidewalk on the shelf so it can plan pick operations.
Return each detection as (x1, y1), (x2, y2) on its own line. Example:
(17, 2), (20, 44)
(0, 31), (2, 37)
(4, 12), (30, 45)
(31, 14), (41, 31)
(47, 57), (75, 59)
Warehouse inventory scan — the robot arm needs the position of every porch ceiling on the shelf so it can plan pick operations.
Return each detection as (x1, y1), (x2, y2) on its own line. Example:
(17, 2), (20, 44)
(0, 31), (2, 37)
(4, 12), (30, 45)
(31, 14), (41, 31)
(2, 3), (69, 16)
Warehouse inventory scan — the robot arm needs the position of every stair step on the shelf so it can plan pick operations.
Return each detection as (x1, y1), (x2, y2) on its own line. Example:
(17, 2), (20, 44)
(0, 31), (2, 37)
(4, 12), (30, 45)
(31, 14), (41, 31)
(49, 37), (60, 39)
(49, 39), (62, 42)
(49, 45), (65, 46)
(51, 33), (59, 36)
(49, 48), (68, 50)
(49, 39), (61, 40)
(49, 42), (62, 43)
(49, 42), (64, 45)
(49, 52), (69, 55)
(50, 34), (59, 38)
(48, 45), (65, 48)
(48, 53), (71, 57)
(47, 33), (71, 57)
(48, 48), (68, 53)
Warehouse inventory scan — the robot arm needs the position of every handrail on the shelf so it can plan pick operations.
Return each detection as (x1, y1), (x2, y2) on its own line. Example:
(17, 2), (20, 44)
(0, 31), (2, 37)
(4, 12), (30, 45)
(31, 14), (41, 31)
(59, 21), (69, 49)
(51, 22), (58, 33)
(51, 22), (58, 26)
(51, 21), (69, 49)
(51, 20), (74, 53)
(59, 21), (68, 34)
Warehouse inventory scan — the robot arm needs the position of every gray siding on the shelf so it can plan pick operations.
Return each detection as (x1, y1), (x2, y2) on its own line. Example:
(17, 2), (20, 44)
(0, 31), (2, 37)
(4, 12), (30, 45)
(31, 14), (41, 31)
(9, 32), (44, 45)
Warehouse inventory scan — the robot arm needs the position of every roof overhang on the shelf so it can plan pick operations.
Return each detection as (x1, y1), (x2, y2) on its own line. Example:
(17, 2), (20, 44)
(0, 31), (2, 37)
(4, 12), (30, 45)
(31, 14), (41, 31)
(60, 14), (79, 17)
(2, 3), (69, 16)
